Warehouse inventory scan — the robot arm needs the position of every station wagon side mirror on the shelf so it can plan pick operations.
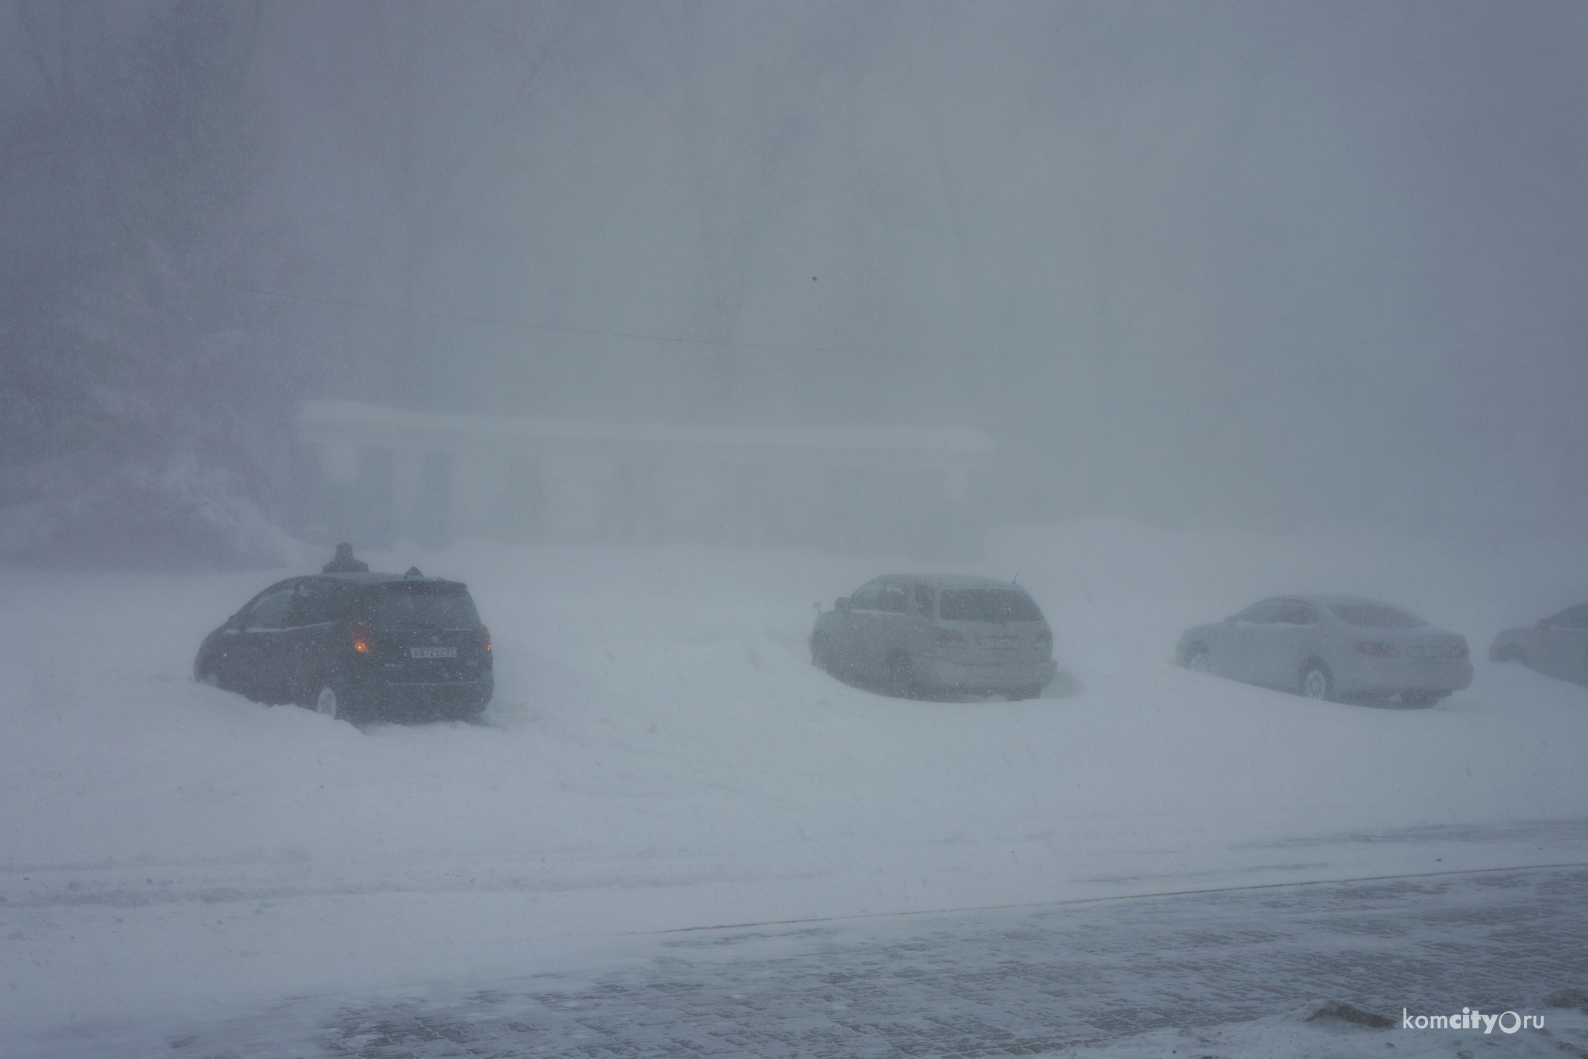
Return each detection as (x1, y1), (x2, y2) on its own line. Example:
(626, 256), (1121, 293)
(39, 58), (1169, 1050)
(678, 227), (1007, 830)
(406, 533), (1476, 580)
(836, 597), (850, 611)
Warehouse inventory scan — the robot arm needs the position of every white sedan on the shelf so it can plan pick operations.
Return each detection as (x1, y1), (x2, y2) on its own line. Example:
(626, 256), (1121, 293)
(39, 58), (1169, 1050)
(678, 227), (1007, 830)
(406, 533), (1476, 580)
(1176, 595), (1471, 707)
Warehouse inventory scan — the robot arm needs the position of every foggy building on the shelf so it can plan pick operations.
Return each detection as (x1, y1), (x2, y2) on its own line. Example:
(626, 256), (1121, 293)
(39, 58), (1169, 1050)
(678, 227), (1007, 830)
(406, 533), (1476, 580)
(292, 401), (992, 557)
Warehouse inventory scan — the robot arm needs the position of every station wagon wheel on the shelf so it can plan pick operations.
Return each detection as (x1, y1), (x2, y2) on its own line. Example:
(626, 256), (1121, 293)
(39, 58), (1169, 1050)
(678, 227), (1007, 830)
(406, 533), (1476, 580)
(1401, 690), (1439, 708)
(1185, 645), (1213, 673)
(886, 653), (917, 700)
(1300, 663), (1333, 701)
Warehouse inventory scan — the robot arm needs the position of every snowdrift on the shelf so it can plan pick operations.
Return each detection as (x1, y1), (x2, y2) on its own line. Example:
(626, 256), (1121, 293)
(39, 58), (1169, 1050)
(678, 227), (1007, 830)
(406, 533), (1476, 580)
(3, 519), (1587, 1050)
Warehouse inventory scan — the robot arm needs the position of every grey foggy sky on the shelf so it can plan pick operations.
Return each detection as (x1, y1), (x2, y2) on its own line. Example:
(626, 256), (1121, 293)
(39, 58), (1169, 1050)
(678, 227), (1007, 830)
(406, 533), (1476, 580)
(34, 0), (1588, 542)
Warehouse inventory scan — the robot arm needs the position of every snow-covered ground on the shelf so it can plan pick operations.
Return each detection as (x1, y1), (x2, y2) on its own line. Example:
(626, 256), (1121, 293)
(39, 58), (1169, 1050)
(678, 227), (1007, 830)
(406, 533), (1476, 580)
(1068, 1007), (1588, 1059)
(3, 519), (1587, 1054)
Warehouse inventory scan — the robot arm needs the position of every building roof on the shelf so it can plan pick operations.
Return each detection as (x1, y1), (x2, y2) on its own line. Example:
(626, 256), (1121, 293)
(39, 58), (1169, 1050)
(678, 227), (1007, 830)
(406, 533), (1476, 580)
(298, 400), (995, 456)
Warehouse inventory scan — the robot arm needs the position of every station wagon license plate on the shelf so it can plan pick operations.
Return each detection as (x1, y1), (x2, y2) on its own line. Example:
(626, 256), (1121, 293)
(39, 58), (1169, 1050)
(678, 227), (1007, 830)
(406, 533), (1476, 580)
(1405, 645), (1444, 659)
(980, 637), (1017, 649)
(409, 646), (457, 659)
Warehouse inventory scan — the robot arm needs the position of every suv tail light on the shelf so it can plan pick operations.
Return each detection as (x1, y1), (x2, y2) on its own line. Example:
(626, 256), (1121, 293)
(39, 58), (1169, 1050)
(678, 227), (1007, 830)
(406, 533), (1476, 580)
(479, 625), (492, 653)
(1036, 628), (1053, 648)
(934, 628), (967, 647)
(349, 622), (377, 655)
(1452, 639), (1468, 659)
(1354, 640), (1399, 657)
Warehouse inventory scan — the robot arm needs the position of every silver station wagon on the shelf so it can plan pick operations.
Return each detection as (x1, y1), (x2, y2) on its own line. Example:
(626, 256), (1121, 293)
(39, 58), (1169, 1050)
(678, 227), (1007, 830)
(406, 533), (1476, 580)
(1177, 594), (1471, 707)
(810, 574), (1058, 700)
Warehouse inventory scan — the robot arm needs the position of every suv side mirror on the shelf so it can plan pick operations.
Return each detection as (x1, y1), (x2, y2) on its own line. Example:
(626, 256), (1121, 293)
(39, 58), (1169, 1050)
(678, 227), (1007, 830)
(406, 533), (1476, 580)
(836, 597), (850, 611)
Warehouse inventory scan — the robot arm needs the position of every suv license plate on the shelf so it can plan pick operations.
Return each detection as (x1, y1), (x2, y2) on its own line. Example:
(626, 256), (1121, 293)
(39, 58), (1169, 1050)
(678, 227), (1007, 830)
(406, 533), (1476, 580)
(980, 637), (1017, 649)
(409, 646), (457, 659)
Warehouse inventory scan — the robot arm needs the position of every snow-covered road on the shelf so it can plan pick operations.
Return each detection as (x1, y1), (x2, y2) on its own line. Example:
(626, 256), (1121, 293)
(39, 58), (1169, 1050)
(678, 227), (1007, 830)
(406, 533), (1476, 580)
(3, 521), (1587, 1054)
(27, 859), (1588, 1058)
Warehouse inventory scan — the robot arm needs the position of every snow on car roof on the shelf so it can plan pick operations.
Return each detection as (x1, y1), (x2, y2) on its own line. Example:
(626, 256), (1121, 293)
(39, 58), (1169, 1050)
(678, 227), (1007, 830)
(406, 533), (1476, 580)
(316, 572), (458, 585)
(875, 573), (1029, 590)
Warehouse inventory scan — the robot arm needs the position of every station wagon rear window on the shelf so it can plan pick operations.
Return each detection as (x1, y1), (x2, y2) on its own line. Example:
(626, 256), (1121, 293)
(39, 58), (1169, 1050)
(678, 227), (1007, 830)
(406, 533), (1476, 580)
(938, 589), (1043, 623)
(1329, 604), (1426, 628)
(369, 583), (480, 629)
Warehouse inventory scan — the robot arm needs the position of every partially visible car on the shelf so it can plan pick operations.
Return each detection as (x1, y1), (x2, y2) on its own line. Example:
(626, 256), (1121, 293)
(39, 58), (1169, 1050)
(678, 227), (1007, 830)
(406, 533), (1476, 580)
(810, 574), (1058, 700)
(1489, 603), (1588, 687)
(194, 548), (493, 723)
(1176, 594), (1471, 706)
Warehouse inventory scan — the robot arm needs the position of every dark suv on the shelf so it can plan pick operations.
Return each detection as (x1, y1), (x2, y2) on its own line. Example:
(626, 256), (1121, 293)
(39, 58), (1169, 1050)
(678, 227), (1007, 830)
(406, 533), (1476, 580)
(194, 558), (493, 723)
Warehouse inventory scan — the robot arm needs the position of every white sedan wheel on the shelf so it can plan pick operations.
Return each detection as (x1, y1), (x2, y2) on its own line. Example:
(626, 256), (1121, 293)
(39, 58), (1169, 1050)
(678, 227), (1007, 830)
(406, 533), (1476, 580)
(1301, 666), (1331, 700)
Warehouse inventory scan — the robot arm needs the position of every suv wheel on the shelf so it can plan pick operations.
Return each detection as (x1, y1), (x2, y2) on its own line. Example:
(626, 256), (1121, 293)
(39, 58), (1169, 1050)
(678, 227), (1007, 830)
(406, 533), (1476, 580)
(309, 682), (342, 720)
(811, 635), (835, 674)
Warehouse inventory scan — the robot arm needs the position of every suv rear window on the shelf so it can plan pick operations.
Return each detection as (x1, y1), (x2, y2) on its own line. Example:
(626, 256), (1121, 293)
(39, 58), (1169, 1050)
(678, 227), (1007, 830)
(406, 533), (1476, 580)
(1329, 604), (1426, 628)
(367, 582), (480, 628)
(938, 588), (1043, 623)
